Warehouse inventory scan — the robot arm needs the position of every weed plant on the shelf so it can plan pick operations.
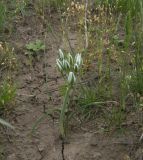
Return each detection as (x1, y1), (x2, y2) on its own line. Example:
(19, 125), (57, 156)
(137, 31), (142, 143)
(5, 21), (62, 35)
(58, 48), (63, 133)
(26, 40), (45, 55)
(0, 81), (16, 111)
(0, 43), (17, 72)
(0, 2), (6, 33)
(0, 43), (16, 129)
(34, 0), (71, 14)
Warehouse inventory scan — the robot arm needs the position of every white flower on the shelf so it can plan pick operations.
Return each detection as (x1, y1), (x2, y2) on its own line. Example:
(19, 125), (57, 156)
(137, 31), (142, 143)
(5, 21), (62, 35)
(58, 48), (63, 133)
(75, 53), (82, 66)
(74, 63), (79, 72)
(56, 51), (83, 84)
(68, 53), (74, 65)
(62, 59), (70, 71)
(59, 49), (64, 60)
(56, 59), (63, 71)
(68, 72), (76, 84)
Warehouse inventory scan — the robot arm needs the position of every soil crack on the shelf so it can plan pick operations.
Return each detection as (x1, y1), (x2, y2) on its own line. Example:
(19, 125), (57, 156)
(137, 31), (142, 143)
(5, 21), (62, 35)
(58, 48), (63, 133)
(61, 139), (65, 160)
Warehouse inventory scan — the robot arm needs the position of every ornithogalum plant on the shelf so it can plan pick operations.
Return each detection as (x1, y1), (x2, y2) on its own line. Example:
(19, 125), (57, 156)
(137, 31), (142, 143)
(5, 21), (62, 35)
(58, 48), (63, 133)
(56, 49), (82, 138)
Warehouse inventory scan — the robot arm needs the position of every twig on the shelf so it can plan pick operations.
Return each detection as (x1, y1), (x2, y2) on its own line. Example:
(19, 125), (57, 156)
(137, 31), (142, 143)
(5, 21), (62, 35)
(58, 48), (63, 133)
(58, 4), (75, 54)
(139, 133), (143, 142)
(84, 0), (88, 50)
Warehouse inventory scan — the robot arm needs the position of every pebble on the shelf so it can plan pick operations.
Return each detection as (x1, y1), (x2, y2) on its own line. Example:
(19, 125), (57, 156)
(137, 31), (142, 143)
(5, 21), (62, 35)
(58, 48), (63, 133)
(7, 153), (17, 160)
(93, 152), (102, 159)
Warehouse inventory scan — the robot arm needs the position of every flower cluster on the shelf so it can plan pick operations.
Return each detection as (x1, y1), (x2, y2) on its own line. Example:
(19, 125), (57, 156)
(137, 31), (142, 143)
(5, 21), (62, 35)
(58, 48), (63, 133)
(56, 49), (82, 85)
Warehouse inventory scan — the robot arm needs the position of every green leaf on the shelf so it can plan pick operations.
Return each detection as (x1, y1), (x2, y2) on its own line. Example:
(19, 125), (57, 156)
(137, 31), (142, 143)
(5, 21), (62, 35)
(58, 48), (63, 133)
(0, 118), (14, 129)
(26, 40), (45, 53)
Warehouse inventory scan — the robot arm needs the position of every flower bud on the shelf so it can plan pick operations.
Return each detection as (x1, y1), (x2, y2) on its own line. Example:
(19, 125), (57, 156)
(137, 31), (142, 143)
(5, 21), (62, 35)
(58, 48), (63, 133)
(59, 49), (64, 60)
(68, 53), (74, 65)
(63, 59), (70, 71)
(68, 72), (76, 84)
(74, 63), (79, 72)
(56, 59), (63, 71)
(75, 53), (82, 66)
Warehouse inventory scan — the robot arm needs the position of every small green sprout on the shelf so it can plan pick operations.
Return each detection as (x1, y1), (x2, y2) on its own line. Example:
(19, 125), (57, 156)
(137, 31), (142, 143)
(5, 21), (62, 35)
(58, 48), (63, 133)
(68, 71), (76, 84)
(26, 40), (45, 55)
(0, 81), (16, 108)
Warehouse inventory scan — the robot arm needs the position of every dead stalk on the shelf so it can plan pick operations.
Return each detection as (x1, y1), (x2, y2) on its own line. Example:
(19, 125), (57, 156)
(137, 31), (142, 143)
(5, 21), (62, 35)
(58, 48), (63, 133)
(84, 0), (88, 50)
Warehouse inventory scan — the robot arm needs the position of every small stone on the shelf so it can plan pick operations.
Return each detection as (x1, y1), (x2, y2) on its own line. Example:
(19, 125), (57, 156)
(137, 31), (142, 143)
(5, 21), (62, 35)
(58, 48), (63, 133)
(123, 155), (131, 160)
(7, 153), (17, 160)
(38, 144), (45, 152)
(93, 152), (102, 159)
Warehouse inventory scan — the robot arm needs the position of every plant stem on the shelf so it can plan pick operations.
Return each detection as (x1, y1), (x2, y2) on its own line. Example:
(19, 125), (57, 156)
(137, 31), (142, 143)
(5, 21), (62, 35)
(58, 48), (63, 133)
(60, 85), (71, 138)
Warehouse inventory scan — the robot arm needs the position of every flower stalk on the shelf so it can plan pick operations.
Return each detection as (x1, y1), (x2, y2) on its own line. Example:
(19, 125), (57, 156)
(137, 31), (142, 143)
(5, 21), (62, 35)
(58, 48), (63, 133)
(56, 49), (82, 138)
